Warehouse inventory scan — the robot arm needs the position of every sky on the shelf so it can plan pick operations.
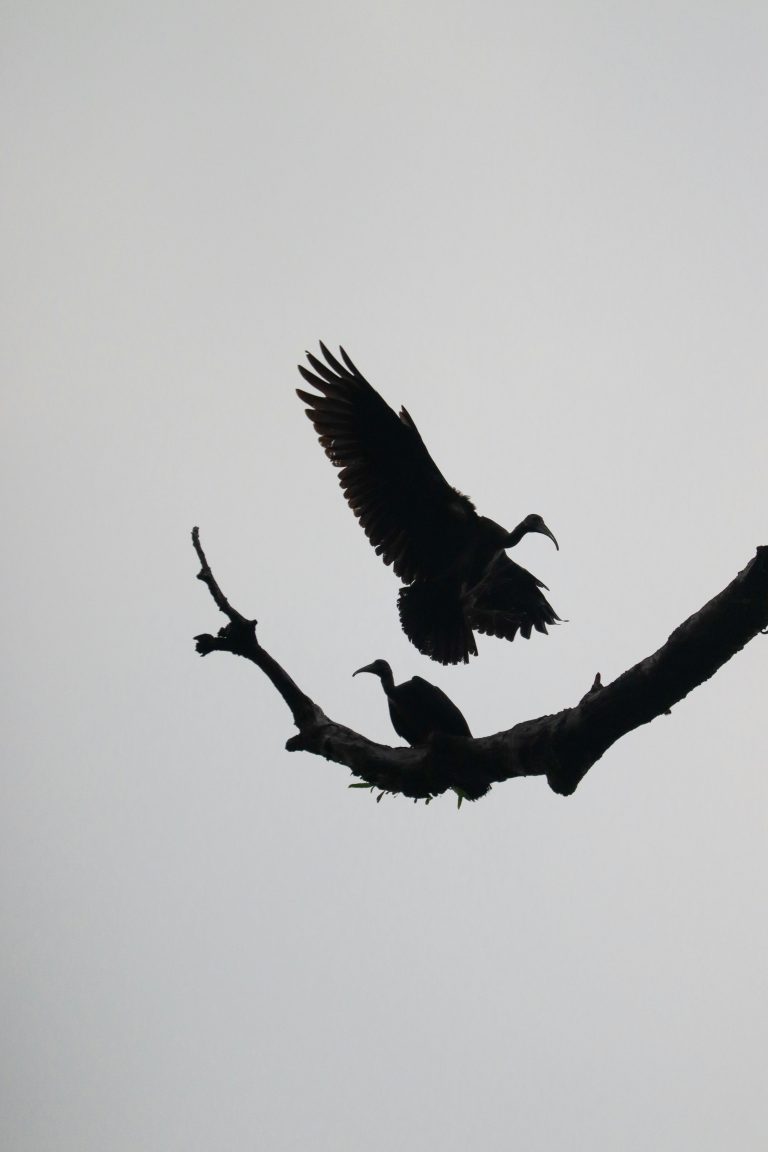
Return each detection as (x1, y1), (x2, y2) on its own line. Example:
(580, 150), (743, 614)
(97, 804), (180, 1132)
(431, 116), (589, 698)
(2, 1), (767, 1149)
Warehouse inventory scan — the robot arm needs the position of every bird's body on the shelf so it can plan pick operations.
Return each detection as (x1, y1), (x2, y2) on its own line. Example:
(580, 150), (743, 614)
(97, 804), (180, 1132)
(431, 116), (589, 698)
(298, 343), (560, 664)
(353, 660), (471, 744)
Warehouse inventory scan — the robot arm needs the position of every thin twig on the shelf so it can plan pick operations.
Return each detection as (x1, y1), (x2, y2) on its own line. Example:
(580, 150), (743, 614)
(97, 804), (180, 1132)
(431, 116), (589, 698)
(192, 528), (326, 732)
(192, 526), (251, 625)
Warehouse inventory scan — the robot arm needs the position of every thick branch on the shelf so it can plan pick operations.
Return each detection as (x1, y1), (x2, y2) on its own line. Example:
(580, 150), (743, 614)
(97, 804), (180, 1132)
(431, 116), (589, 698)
(545, 546), (768, 793)
(193, 531), (767, 802)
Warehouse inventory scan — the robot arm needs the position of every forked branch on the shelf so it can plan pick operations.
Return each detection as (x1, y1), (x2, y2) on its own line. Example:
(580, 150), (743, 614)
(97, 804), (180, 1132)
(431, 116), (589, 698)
(192, 529), (768, 802)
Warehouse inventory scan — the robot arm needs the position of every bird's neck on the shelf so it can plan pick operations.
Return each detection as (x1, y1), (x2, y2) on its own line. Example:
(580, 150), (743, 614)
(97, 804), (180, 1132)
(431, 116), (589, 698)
(378, 666), (396, 694)
(504, 520), (530, 549)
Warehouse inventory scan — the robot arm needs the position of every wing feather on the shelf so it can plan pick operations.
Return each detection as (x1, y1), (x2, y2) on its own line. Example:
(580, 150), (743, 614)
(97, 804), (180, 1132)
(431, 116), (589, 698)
(468, 555), (560, 641)
(297, 344), (476, 582)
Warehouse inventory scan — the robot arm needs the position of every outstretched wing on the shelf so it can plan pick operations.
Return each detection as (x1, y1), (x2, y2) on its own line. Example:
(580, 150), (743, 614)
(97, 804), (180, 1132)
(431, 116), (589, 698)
(468, 554), (560, 641)
(297, 343), (476, 583)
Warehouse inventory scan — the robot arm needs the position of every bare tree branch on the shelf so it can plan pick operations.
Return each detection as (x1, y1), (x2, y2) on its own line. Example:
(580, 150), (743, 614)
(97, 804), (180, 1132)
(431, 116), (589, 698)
(193, 530), (768, 802)
(192, 527), (320, 731)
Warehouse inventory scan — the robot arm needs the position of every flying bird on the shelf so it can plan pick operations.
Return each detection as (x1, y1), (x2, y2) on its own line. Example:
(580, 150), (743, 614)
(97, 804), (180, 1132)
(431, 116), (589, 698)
(353, 659), (471, 744)
(297, 343), (560, 664)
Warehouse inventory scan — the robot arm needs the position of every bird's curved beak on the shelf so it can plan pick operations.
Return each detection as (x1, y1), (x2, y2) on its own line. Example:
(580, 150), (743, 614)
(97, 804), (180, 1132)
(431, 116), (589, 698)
(537, 522), (559, 551)
(353, 663), (375, 677)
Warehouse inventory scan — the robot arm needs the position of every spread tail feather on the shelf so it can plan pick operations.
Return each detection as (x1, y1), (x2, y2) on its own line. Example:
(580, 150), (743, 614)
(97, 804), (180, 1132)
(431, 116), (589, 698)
(397, 583), (477, 665)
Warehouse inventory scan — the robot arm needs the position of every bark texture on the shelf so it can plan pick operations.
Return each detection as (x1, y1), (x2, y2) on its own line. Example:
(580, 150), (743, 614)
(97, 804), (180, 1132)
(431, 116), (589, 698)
(193, 529), (768, 802)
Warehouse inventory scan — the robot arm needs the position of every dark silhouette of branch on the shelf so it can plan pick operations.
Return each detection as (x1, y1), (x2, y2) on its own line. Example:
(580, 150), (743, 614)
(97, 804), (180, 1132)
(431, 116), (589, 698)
(193, 529), (768, 802)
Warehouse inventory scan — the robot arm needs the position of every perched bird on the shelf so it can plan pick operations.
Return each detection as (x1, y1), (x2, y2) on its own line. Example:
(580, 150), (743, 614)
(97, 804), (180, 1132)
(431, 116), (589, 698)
(353, 659), (471, 744)
(298, 343), (560, 664)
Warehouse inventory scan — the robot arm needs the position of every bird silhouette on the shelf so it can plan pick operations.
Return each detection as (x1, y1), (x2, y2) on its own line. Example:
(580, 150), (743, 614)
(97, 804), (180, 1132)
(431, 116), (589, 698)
(298, 343), (560, 663)
(353, 659), (471, 744)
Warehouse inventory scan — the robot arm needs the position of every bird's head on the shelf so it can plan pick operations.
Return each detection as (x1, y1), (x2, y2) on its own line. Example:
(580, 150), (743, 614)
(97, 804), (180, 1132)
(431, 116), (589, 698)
(505, 513), (559, 551)
(353, 659), (393, 681)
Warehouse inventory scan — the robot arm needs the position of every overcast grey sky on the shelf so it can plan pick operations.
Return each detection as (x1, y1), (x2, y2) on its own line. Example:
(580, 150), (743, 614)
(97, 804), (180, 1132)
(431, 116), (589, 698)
(2, 2), (767, 1149)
